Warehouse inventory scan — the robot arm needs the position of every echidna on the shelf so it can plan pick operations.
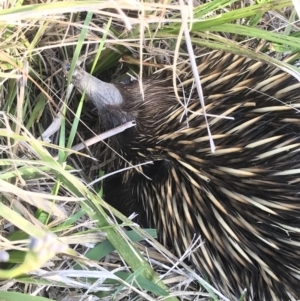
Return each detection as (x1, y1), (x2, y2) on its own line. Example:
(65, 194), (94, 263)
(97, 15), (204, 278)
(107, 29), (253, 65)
(63, 50), (300, 301)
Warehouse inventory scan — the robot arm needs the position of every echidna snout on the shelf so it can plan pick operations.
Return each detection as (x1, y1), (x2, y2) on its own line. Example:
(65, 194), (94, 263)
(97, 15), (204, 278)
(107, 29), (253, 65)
(65, 52), (300, 301)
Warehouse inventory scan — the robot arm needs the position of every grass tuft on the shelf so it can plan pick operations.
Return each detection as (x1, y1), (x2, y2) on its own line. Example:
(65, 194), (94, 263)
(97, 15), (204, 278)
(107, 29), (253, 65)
(0, 0), (299, 300)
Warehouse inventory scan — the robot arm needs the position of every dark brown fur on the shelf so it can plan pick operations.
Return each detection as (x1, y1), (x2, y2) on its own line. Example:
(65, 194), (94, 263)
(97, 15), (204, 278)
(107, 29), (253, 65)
(70, 51), (300, 301)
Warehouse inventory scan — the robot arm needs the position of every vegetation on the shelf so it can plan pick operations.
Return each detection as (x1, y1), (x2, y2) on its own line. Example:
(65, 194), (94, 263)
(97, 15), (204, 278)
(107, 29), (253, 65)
(0, 0), (299, 300)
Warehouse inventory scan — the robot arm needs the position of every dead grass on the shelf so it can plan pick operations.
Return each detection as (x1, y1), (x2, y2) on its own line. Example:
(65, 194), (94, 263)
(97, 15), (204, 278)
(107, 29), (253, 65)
(0, 1), (299, 300)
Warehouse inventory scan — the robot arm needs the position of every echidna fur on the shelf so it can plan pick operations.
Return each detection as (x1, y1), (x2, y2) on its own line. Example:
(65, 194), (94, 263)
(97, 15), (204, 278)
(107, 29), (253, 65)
(65, 50), (300, 301)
